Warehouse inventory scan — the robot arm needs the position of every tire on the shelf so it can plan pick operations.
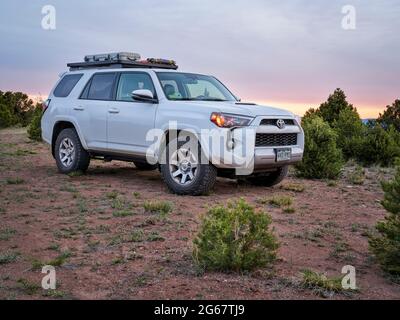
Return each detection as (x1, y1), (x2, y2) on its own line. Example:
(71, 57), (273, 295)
(133, 161), (158, 171)
(54, 128), (90, 174)
(243, 166), (289, 187)
(160, 138), (217, 196)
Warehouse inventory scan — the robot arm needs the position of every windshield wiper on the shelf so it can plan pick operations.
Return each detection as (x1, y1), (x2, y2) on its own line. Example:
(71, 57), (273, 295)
(169, 98), (229, 101)
(198, 98), (229, 101)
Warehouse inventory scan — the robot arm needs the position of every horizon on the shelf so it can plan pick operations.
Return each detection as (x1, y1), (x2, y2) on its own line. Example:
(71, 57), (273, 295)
(1, 1), (399, 118)
(22, 92), (392, 119)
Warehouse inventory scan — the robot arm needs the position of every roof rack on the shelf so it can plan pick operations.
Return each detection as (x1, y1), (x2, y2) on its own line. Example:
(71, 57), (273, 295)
(67, 52), (178, 71)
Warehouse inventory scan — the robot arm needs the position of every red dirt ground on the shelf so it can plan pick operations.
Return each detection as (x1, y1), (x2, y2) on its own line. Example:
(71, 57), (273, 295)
(0, 128), (399, 300)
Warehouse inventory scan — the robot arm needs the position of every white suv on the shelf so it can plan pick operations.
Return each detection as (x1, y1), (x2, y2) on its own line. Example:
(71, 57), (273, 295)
(41, 52), (304, 195)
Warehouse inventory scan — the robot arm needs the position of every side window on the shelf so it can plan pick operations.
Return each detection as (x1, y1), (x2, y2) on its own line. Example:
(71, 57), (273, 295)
(53, 74), (83, 97)
(87, 73), (116, 100)
(116, 73), (156, 101)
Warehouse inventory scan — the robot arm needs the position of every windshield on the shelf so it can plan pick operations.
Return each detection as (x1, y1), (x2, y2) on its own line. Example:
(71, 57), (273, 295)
(156, 72), (237, 101)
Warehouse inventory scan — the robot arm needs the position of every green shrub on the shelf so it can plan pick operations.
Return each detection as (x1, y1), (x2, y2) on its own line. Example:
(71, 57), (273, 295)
(143, 200), (173, 216)
(369, 162), (400, 275)
(0, 91), (37, 127)
(27, 107), (42, 141)
(357, 125), (400, 166)
(301, 269), (344, 295)
(333, 107), (365, 160)
(193, 199), (278, 272)
(0, 251), (19, 264)
(17, 278), (41, 295)
(129, 230), (144, 242)
(347, 165), (365, 185)
(267, 195), (293, 207)
(377, 99), (400, 132)
(318, 88), (356, 125)
(0, 104), (14, 128)
(280, 183), (305, 193)
(295, 116), (343, 179)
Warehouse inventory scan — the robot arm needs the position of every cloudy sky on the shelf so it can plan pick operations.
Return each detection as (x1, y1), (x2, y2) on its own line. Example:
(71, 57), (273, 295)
(0, 0), (399, 117)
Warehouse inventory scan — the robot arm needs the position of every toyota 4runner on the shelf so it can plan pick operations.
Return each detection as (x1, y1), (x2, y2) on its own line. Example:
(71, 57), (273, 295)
(41, 52), (304, 195)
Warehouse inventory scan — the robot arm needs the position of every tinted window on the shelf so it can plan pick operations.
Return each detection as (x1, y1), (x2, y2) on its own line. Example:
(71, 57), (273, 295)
(87, 73), (116, 100)
(53, 74), (83, 97)
(116, 73), (155, 101)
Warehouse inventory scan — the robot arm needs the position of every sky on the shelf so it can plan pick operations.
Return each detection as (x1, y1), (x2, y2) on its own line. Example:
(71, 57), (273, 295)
(0, 0), (399, 117)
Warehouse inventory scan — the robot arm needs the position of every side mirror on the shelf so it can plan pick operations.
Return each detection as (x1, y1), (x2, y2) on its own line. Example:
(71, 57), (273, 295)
(131, 89), (157, 103)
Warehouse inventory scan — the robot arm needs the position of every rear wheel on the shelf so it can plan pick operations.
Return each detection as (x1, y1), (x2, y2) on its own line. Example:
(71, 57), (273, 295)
(54, 128), (90, 174)
(160, 138), (217, 195)
(242, 166), (289, 187)
(133, 161), (158, 171)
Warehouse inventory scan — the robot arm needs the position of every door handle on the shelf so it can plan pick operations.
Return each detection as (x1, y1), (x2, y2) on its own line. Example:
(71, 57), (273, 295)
(108, 108), (120, 114)
(73, 106), (84, 111)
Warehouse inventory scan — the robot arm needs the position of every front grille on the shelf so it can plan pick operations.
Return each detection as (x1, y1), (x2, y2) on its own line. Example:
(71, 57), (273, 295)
(255, 133), (297, 147)
(260, 119), (295, 126)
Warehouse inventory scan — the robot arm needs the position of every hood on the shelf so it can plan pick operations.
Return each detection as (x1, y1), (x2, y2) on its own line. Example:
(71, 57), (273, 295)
(220, 102), (295, 118)
(175, 101), (295, 118)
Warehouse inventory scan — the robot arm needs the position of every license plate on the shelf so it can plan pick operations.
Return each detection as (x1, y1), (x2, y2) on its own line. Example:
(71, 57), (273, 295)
(276, 148), (291, 162)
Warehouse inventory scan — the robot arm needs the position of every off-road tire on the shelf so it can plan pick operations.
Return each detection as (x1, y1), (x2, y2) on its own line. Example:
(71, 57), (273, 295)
(160, 139), (217, 196)
(243, 165), (289, 187)
(55, 128), (90, 174)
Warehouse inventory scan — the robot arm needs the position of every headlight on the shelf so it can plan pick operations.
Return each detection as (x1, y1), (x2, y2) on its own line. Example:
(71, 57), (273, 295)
(210, 112), (253, 128)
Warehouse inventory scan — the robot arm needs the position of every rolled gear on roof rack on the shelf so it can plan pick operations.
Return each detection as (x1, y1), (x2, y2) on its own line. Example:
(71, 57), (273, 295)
(146, 58), (176, 65)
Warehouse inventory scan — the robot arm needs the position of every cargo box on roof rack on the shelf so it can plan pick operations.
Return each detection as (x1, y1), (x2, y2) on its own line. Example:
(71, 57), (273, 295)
(67, 52), (178, 71)
(84, 52), (141, 63)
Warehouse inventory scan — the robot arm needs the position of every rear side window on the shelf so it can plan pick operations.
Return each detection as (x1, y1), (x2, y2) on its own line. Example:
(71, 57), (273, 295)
(87, 73), (116, 100)
(53, 74), (83, 97)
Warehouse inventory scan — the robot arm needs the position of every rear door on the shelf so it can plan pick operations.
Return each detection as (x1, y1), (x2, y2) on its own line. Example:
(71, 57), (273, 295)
(107, 71), (158, 156)
(76, 72), (117, 150)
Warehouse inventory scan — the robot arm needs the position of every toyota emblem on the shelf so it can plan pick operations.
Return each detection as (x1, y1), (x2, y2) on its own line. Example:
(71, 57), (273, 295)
(276, 119), (285, 129)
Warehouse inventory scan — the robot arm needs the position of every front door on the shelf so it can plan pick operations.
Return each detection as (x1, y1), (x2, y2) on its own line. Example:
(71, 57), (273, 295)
(107, 72), (158, 156)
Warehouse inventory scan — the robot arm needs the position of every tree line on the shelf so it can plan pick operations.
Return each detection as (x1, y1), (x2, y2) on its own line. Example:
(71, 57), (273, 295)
(296, 89), (400, 179)
(0, 91), (42, 140)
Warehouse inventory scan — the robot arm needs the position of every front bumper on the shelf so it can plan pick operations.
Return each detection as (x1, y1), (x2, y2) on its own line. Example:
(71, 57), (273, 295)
(253, 146), (303, 169)
(213, 146), (303, 170)
(208, 117), (304, 173)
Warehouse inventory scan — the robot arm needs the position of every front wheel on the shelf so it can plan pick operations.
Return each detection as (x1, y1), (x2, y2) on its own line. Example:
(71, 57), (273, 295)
(54, 128), (90, 174)
(160, 138), (217, 196)
(242, 166), (289, 187)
